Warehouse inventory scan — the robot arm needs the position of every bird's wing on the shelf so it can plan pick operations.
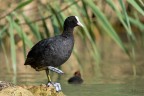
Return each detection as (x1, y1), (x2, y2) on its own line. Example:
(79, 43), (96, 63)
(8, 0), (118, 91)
(24, 38), (54, 65)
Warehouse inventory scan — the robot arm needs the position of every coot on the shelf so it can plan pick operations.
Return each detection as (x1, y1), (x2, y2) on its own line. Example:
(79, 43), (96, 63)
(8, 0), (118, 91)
(68, 71), (83, 84)
(24, 16), (83, 82)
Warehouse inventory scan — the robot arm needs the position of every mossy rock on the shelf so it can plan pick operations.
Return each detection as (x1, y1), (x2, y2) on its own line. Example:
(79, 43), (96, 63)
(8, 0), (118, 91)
(0, 81), (14, 91)
(0, 86), (34, 96)
(27, 84), (65, 96)
(0, 81), (65, 96)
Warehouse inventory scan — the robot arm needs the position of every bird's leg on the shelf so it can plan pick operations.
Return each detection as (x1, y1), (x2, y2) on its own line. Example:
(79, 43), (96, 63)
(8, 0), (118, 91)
(45, 69), (51, 83)
(46, 66), (62, 92)
(48, 66), (64, 74)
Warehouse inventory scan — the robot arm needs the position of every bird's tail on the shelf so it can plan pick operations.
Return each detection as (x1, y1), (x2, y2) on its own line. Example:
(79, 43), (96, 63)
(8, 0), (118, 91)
(48, 66), (64, 74)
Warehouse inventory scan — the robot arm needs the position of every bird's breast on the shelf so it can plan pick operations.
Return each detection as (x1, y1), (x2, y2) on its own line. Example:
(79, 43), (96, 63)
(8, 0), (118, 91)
(55, 39), (74, 58)
(44, 38), (74, 67)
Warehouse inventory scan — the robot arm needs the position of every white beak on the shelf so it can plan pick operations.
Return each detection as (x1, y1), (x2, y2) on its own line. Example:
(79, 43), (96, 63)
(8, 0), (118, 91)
(75, 16), (83, 27)
(77, 21), (83, 27)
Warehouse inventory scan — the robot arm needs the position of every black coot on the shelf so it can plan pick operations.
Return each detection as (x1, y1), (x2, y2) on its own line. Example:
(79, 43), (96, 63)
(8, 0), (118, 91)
(68, 71), (83, 84)
(24, 16), (83, 82)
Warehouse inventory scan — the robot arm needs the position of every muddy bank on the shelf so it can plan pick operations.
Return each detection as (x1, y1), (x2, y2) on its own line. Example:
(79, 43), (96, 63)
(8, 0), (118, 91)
(0, 81), (65, 96)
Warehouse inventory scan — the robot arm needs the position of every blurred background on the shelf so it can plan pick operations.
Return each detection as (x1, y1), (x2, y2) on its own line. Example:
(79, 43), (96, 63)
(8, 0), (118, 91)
(0, 0), (144, 86)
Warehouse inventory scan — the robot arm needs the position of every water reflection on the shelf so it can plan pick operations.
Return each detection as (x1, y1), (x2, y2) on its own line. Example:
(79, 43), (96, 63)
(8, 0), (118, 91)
(62, 82), (144, 96)
(1, 71), (144, 96)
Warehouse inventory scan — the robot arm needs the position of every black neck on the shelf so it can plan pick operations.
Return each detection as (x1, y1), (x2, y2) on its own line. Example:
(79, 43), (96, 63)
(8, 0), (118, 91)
(62, 26), (74, 37)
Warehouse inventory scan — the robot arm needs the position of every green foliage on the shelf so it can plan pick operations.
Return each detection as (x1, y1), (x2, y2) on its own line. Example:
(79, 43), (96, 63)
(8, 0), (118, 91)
(15, 0), (33, 11)
(6, 16), (17, 83)
(0, 26), (10, 72)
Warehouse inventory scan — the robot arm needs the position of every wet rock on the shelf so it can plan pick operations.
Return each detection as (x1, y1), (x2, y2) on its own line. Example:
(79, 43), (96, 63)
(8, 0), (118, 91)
(0, 81), (14, 90)
(0, 81), (65, 96)
(0, 86), (34, 96)
(27, 84), (65, 96)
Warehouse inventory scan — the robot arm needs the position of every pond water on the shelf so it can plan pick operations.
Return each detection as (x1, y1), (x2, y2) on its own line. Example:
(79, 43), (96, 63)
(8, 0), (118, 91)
(62, 83), (144, 96)
(1, 72), (144, 96)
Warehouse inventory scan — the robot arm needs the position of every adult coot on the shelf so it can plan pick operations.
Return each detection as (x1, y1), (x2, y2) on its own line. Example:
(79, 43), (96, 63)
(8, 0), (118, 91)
(24, 16), (83, 82)
(68, 71), (83, 84)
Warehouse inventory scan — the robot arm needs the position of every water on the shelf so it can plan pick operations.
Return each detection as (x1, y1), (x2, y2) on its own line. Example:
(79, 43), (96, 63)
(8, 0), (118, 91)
(62, 83), (144, 96)
(1, 71), (144, 96)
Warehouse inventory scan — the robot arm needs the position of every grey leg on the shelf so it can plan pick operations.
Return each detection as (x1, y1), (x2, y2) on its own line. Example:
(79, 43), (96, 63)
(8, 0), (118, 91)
(48, 66), (64, 74)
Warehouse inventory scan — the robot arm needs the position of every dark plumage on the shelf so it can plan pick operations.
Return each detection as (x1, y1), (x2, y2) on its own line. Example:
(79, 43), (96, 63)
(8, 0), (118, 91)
(68, 71), (83, 84)
(24, 16), (83, 82)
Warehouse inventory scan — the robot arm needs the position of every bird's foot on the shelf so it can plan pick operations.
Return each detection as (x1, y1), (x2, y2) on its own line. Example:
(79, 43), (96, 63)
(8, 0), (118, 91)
(47, 82), (62, 92)
(48, 66), (64, 74)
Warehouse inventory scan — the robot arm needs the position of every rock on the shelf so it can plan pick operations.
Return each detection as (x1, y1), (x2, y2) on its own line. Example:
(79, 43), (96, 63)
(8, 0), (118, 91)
(0, 86), (34, 96)
(0, 81), (65, 96)
(0, 81), (14, 90)
(27, 84), (65, 96)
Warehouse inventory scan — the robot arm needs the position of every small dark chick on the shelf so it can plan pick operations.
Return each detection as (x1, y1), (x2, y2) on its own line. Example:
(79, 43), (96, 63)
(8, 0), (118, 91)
(68, 71), (83, 84)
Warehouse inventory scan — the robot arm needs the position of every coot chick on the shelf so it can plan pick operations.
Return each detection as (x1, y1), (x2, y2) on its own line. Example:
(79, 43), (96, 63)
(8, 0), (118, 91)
(24, 16), (83, 82)
(68, 71), (83, 84)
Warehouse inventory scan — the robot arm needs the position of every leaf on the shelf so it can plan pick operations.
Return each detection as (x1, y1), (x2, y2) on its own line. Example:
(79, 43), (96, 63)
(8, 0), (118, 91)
(85, 0), (129, 55)
(6, 16), (17, 76)
(0, 26), (11, 73)
(127, 0), (144, 16)
(15, 0), (33, 11)
(23, 14), (42, 41)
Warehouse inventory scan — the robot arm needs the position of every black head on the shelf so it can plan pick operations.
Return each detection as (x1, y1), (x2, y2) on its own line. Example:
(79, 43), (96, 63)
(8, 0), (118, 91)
(64, 16), (83, 29)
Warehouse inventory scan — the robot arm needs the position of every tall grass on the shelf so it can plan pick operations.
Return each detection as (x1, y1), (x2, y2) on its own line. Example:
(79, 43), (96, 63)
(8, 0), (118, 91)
(0, 0), (144, 82)
(106, 0), (144, 76)
(7, 16), (17, 83)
